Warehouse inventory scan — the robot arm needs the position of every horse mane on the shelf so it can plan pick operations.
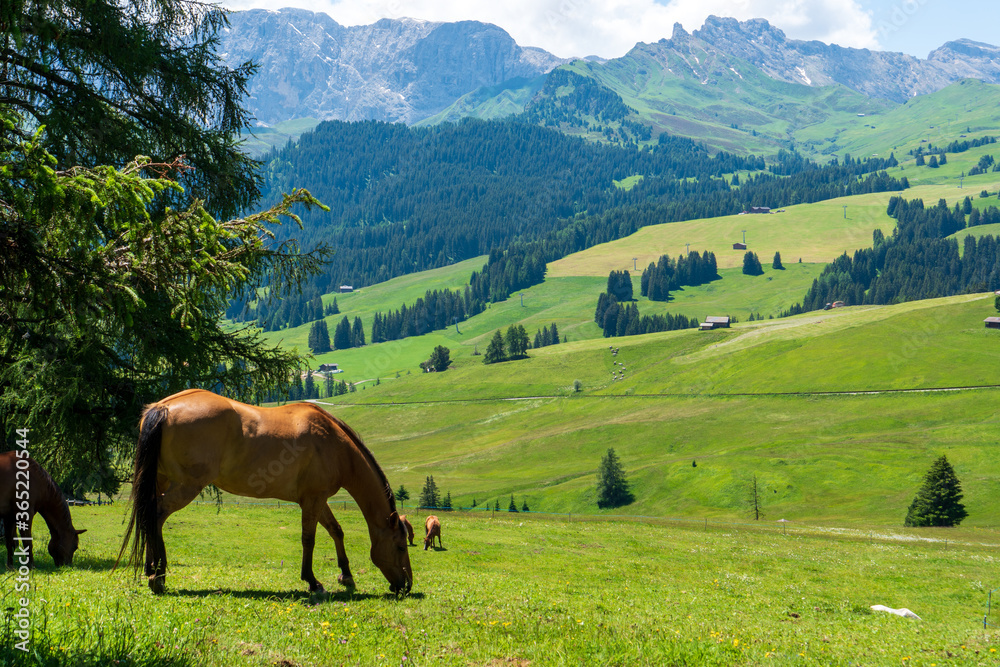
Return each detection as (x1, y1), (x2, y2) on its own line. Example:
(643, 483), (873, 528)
(318, 409), (397, 515)
(30, 458), (74, 533)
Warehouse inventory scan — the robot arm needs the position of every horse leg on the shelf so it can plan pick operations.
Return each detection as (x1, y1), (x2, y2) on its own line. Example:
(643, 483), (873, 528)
(318, 503), (355, 589)
(148, 483), (202, 594)
(299, 500), (324, 593)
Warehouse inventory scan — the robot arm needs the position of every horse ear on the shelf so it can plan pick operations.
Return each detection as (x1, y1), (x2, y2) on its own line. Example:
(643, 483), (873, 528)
(388, 512), (399, 528)
(76, 529), (87, 535)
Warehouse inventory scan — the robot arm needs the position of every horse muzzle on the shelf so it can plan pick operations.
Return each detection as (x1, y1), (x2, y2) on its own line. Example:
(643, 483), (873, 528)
(391, 575), (412, 595)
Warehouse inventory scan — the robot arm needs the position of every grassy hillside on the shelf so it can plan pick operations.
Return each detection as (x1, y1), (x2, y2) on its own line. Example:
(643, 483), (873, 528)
(797, 79), (1000, 161)
(421, 58), (1000, 162)
(239, 117), (322, 157)
(13, 502), (999, 666)
(302, 293), (1000, 528)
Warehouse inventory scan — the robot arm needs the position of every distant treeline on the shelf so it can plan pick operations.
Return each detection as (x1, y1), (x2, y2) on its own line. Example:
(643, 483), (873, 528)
(908, 135), (996, 157)
(785, 196), (1000, 313)
(258, 118), (906, 305)
(460, 161), (906, 306)
(642, 251), (719, 301)
(594, 297), (698, 338)
(371, 288), (481, 343)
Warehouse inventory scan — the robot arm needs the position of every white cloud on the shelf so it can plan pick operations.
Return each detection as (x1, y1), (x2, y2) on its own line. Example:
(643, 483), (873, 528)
(220, 0), (879, 58)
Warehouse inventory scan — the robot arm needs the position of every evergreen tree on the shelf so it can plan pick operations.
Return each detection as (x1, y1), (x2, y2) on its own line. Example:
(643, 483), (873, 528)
(742, 251), (764, 276)
(521, 499), (530, 512)
(772, 251), (784, 270)
(351, 316), (366, 347)
(394, 485), (410, 508)
(505, 324), (530, 359)
(420, 345), (451, 372)
(419, 476), (441, 509)
(326, 297), (340, 315)
(494, 499), (501, 512)
(333, 316), (352, 349)
(307, 319), (332, 354)
(508, 495), (519, 512)
(904, 456), (968, 527)
(596, 447), (635, 509)
(484, 329), (506, 364)
(303, 371), (316, 399)
(442, 492), (453, 512)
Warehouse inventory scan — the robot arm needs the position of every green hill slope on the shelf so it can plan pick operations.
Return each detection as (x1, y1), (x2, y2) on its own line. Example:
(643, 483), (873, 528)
(317, 293), (1000, 527)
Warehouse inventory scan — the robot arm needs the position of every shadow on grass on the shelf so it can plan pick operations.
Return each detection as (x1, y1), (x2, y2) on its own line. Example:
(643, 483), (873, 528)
(0, 553), (120, 574)
(171, 588), (425, 603)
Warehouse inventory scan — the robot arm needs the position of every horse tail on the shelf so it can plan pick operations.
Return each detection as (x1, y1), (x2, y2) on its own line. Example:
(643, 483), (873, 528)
(116, 404), (168, 573)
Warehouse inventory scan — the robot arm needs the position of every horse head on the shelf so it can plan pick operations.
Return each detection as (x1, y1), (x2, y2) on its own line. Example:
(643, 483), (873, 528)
(370, 512), (412, 595)
(48, 528), (86, 567)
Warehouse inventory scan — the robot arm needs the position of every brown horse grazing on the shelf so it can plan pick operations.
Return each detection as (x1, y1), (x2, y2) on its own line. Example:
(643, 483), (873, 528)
(424, 515), (442, 551)
(0, 451), (86, 568)
(117, 389), (412, 595)
(400, 515), (415, 546)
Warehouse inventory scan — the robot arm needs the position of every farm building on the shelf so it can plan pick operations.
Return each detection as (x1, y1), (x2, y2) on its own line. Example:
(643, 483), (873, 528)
(985, 317), (1000, 329)
(732, 242), (747, 250)
(339, 285), (354, 293)
(749, 206), (771, 214)
(318, 363), (342, 373)
(700, 316), (731, 330)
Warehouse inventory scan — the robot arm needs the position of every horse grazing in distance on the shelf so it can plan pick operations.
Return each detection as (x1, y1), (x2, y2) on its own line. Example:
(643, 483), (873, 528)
(117, 389), (412, 595)
(400, 515), (415, 546)
(0, 451), (86, 568)
(424, 515), (442, 551)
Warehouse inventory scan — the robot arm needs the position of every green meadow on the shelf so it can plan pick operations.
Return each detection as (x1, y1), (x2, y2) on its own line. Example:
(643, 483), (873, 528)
(5, 500), (999, 666)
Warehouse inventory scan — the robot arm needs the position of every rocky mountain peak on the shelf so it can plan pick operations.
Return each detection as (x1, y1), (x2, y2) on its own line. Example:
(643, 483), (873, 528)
(219, 8), (566, 125)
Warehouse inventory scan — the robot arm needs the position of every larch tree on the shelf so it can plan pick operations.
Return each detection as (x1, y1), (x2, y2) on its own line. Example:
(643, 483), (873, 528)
(0, 1), (328, 493)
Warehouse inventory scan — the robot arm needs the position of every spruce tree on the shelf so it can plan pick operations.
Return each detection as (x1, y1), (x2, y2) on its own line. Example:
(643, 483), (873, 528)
(772, 251), (784, 270)
(419, 476), (441, 509)
(904, 456), (968, 527)
(742, 251), (764, 276)
(333, 316), (352, 349)
(596, 448), (635, 509)
(394, 485), (410, 508)
(308, 319), (332, 354)
(508, 495), (519, 512)
(484, 329), (506, 364)
(442, 492), (452, 512)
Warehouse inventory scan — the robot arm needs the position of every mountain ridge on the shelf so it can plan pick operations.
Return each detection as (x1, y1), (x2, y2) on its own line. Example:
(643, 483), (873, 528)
(220, 8), (567, 125)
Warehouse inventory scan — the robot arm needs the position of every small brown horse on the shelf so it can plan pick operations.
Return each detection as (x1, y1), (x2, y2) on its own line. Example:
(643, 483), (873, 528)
(0, 451), (85, 568)
(424, 515), (442, 550)
(117, 389), (412, 595)
(400, 515), (414, 546)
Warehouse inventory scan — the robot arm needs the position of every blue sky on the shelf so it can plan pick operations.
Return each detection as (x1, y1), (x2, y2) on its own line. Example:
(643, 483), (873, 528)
(223, 0), (995, 59)
(864, 0), (994, 57)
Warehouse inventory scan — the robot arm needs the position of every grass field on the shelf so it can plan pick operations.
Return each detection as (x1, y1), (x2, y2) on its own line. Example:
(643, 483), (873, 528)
(5, 501), (999, 666)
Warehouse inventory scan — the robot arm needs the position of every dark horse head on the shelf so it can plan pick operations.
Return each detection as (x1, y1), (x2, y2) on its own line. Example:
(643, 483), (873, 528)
(371, 512), (412, 594)
(47, 526), (86, 566)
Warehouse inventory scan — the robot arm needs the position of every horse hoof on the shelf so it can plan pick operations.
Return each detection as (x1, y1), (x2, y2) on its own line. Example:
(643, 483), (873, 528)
(337, 574), (355, 589)
(148, 575), (166, 595)
(309, 582), (325, 593)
